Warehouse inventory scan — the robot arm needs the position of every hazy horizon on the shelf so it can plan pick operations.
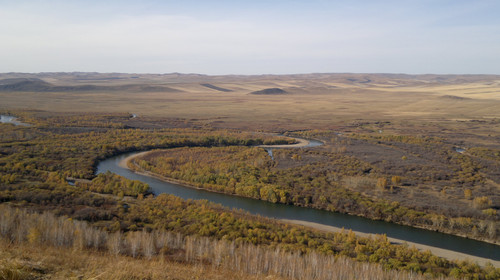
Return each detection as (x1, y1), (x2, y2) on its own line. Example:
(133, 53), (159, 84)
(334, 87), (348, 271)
(1, 0), (499, 75)
(2, 71), (500, 77)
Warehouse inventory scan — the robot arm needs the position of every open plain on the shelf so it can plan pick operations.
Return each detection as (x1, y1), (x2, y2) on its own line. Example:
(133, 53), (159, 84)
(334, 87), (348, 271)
(1, 73), (500, 131)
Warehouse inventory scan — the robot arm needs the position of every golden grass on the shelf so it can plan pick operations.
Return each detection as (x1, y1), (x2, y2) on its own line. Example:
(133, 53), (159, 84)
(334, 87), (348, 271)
(0, 239), (285, 280)
(1, 74), (500, 131)
(1, 205), (448, 280)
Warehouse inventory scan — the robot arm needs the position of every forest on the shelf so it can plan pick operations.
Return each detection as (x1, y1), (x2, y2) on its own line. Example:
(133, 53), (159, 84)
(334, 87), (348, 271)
(0, 110), (499, 279)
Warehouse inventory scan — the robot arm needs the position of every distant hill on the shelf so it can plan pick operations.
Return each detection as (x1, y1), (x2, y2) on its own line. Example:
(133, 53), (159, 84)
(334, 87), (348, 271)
(440, 95), (471, 100)
(250, 88), (287, 95)
(2, 72), (500, 89)
(0, 78), (54, 91)
(0, 78), (180, 93)
(200, 83), (232, 92)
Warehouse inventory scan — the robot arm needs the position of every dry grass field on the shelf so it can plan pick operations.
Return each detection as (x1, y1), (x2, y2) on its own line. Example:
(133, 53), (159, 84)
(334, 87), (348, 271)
(1, 73), (500, 132)
(0, 239), (287, 280)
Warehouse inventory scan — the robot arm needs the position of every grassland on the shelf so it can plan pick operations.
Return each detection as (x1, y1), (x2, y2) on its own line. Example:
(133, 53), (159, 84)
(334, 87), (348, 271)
(1, 73), (500, 131)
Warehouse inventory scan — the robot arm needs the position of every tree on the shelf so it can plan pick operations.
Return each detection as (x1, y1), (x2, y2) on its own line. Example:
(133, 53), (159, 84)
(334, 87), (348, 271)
(463, 189), (472, 199)
(391, 176), (401, 186)
(376, 178), (388, 191)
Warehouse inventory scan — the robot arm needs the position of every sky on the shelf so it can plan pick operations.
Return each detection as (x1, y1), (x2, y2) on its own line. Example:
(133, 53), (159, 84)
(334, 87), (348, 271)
(1, 0), (499, 75)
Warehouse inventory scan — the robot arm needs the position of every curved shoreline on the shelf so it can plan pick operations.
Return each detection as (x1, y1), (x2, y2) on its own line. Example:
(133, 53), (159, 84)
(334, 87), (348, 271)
(119, 150), (499, 267)
(258, 137), (310, 148)
(283, 219), (499, 268)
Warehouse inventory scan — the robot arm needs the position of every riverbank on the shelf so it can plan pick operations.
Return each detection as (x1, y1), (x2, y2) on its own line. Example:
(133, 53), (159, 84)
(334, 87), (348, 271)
(118, 150), (151, 169)
(283, 219), (500, 268)
(120, 150), (499, 268)
(258, 137), (310, 148)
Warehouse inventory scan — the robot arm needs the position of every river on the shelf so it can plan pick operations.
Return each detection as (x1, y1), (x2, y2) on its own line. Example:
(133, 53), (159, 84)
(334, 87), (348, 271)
(0, 115), (30, 126)
(96, 150), (499, 262)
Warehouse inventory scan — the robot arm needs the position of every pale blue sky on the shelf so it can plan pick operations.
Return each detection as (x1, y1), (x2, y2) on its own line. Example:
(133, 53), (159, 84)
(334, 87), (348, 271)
(1, 0), (499, 74)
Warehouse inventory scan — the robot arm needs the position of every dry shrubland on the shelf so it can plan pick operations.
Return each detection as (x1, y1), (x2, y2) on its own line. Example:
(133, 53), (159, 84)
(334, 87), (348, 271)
(0, 205), (465, 280)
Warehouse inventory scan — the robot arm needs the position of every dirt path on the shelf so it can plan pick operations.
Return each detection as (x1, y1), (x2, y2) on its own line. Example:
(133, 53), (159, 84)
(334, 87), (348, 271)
(282, 219), (500, 268)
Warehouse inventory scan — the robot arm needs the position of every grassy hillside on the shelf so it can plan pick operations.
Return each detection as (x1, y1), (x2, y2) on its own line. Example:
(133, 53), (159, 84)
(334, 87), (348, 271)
(2, 203), (492, 280)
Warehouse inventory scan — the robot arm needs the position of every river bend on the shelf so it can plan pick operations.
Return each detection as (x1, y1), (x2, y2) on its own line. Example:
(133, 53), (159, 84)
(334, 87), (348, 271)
(96, 145), (500, 262)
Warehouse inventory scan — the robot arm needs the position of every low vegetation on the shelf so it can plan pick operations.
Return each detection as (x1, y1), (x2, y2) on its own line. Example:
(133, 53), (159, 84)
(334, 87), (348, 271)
(132, 142), (499, 243)
(1, 111), (499, 279)
(0, 235), (283, 280)
(76, 171), (151, 198)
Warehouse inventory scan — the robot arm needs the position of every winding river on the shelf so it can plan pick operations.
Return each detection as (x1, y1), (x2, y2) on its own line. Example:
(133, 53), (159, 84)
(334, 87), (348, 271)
(96, 140), (500, 262)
